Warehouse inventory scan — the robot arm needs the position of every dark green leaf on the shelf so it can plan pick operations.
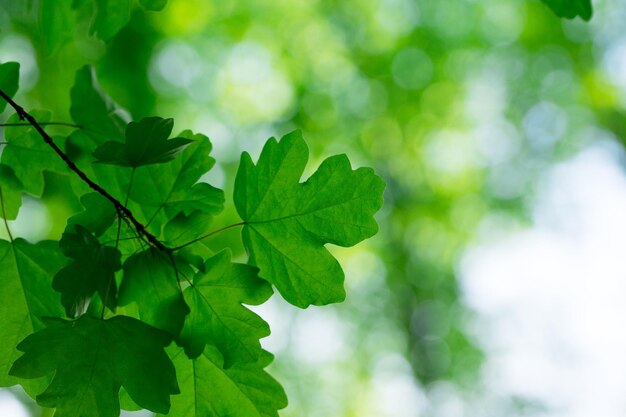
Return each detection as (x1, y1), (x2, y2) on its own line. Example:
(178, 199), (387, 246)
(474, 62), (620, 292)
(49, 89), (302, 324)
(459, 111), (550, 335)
(179, 250), (272, 365)
(93, 117), (193, 168)
(118, 249), (189, 336)
(234, 131), (385, 307)
(161, 346), (287, 417)
(139, 0), (168, 11)
(0, 239), (65, 392)
(53, 225), (122, 317)
(70, 65), (129, 145)
(0, 61), (19, 113)
(10, 315), (179, 417)
(540, 0), (592, 20)
(67, 192), (117, 236)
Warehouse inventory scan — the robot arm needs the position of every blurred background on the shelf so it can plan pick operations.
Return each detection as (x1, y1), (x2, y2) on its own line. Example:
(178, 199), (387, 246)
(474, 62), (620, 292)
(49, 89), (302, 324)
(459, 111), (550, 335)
(2, 0), (626, 415)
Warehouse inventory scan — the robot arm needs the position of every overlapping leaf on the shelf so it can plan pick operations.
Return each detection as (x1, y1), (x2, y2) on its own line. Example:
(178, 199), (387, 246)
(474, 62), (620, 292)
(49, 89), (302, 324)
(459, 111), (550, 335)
(93, 117), (193, 168)
(540, 0), (592, 20)
(161, 346), (287, 417)
(0, 239), (65, 392)
(118, 249), (189, 336)
(53, 225), (122, 317)
(0, 61), (19, 112)
(67, 192), (117, 237)
(10, 315), (179, 417)
(234, 131), (385, 307)
(0, 164), (23, 220)
(179, 250), (272, 366)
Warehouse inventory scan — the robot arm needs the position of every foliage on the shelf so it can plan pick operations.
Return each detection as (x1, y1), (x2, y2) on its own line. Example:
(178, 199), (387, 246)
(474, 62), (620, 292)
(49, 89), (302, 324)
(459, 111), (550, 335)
(540, 0), (593, 20)
(0, 62), (384, 416)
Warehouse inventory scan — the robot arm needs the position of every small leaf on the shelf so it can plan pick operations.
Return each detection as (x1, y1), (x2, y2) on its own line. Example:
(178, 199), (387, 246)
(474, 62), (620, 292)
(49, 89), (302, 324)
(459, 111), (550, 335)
(540, 0), (592, 20)
(1, 111), (68, 196)
(10, 315), (179, 417)
(0, 164), (23, 220)
(179, 250), (272, 365)
(91, 0), (132, 40)
(53, 225), (122, 316)
(0, 61), (19, 112)
(93, 117), (193, 168)
(234, 131), (385, 307)
(161, 345), (287, 417)
(118, 249), (189, 336)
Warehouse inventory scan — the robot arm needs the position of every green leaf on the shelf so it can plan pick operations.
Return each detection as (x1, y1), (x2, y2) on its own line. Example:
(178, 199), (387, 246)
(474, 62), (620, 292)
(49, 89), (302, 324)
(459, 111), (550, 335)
(10, 315), (179, 417)
(234, 131), (385, 307)
(128, 130), (224, 233)
(0, 61), (19, 113)
(53, 225), (122, 317)
(1, 111), (68, 196)
(139, 0), (168, 11)
(118, 249), (189, 336)
(70, 65), (129, 145)
(93, 117), (193, 168)
(38, 0), (74, 53)
(540, 0), (592, 20)
(179, 250), (272, 365)
(0, 239), (65, 391)
(67, 192), (117, 236)
(90, 0), (132, 40)
(161, 346), (287, 417)
(0, 164), (23, 220)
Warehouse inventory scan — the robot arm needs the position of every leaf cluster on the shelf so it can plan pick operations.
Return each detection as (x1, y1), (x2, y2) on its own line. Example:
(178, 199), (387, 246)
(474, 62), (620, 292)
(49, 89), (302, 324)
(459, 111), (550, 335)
(0, 61), (385, 416)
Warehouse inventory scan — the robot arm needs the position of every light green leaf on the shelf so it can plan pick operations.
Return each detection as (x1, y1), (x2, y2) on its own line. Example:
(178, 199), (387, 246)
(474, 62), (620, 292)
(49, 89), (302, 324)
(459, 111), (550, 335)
(161, 345), (287, 417)
(118, 249), (189, 336)
(93, 117), (193, 168)
(1, 111), (68, 196)
(179, 250), (272, 365)
(234, 131), (385, 307)
(0, 164), (23, 220)
(38, 0), (74, 53)
(10, 315), (179, 417)
(0, 239), (65, 392)
(540, 0), (592, 20)
(53, 225), (122, 317)
(90, 0), (132, 40)
(0, 61), (19, 113)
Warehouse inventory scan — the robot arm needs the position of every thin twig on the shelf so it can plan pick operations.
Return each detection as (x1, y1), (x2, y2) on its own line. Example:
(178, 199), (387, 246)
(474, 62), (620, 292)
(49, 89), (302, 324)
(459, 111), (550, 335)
(171, 222), (246, 251)
(0, 89), (169, 252)
(0, 121), (81, 128)
(0, 187), (13, 242)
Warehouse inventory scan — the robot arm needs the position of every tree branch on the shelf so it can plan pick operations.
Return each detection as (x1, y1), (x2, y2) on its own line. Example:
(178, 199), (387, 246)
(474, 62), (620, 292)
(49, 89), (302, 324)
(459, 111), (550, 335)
(0, 89), (169, 252)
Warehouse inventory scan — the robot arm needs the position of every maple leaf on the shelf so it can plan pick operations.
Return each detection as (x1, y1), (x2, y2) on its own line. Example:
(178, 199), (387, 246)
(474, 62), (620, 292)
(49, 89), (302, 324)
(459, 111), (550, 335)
(161, 345), (287, 417)
(0, 164), (23, 220)
(10, 315), (179, 417)
(179, 250), (272, 366)
(53, 225), (122, 317)
(93, 117), (193, 168)
(234, 131), (385, 307)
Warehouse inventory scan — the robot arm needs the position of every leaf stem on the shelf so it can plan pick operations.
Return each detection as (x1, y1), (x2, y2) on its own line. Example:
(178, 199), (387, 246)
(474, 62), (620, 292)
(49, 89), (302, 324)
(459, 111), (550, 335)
(124, 168), (135, 208)
(0, 187), (13, 242)
(0, 89), (169, 252)
(0, 121), (81, 128)
(171, 222), (246, 251)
